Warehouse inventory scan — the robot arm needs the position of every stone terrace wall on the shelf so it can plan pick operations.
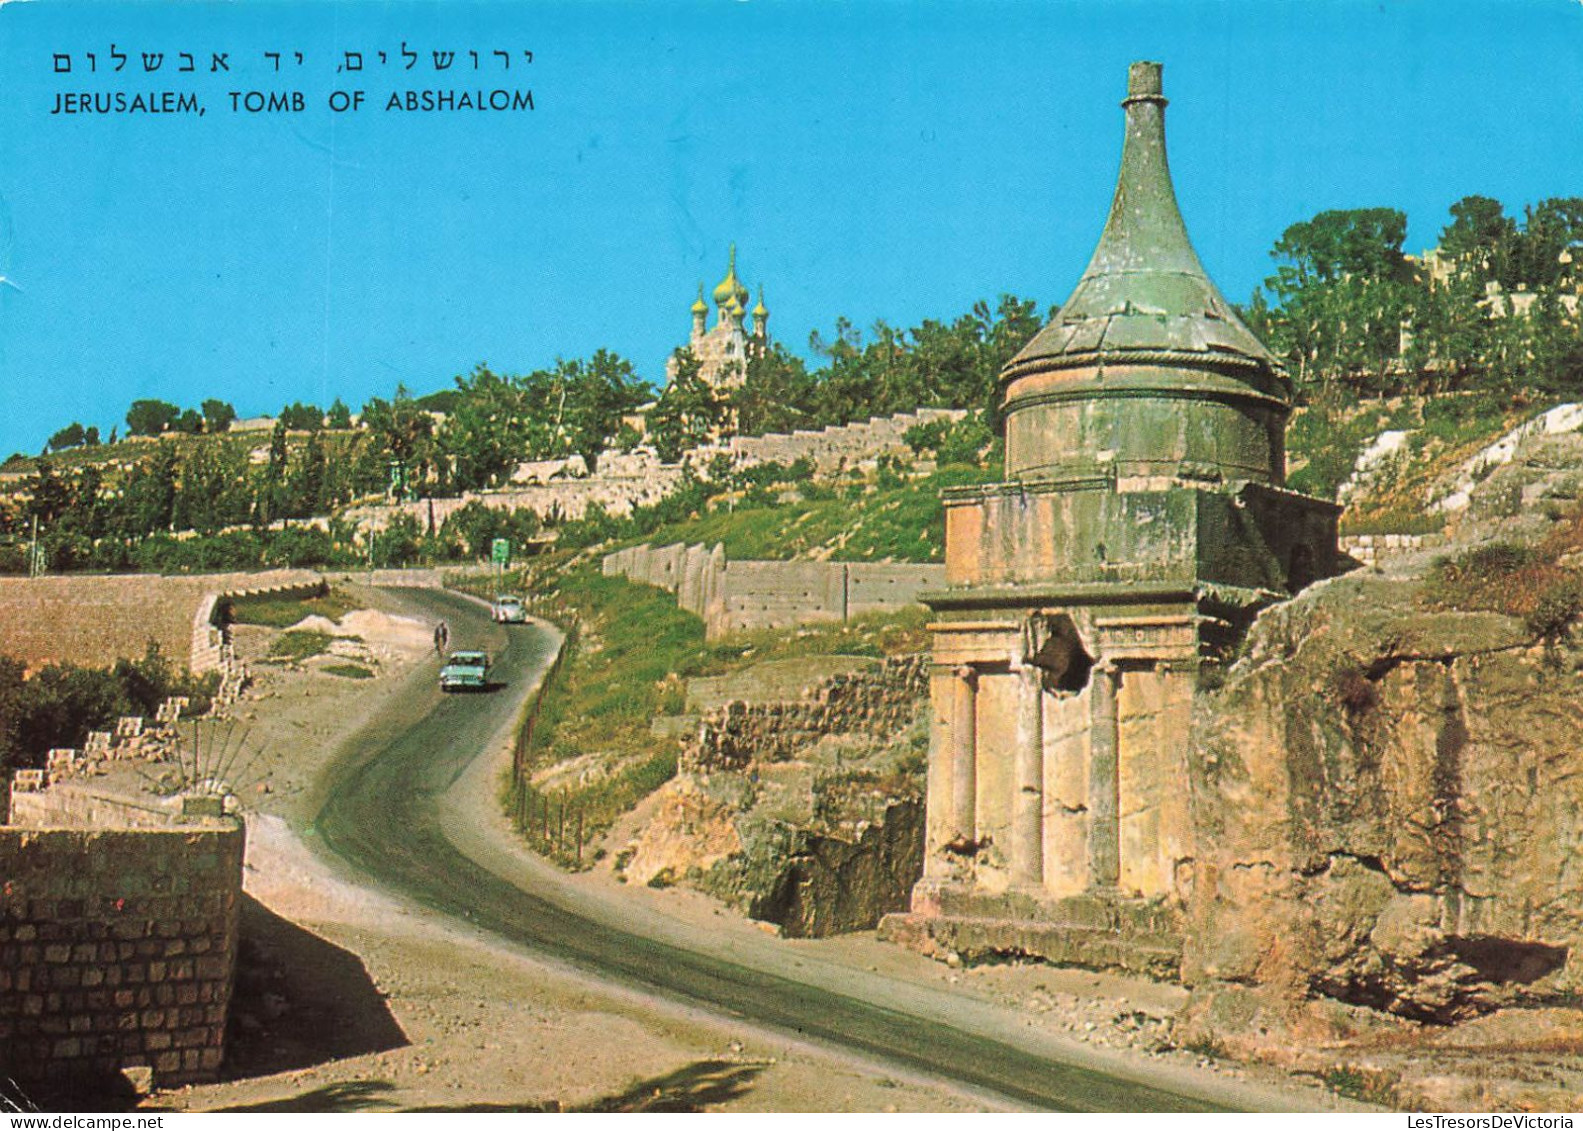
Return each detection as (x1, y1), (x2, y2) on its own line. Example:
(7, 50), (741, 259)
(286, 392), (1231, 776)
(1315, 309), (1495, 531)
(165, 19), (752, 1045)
(0, 804), (245, 1093)
(1338, 532), (1448, 567)
(0, 569), (321, 674)
(343, 470), (688, 534)
(603, 543), (943, 639)
(342, 409), (968, 536)
(699, 408), (967, 474)
(685, 655), (928, 771)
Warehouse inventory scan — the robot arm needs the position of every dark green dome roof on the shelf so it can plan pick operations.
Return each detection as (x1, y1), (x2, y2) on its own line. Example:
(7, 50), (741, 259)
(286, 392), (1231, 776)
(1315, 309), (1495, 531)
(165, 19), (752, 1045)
(1003, 62), (1287, 406)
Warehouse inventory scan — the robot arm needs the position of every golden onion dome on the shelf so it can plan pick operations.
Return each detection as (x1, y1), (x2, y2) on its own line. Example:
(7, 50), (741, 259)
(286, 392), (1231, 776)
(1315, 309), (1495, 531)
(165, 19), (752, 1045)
(691, 283), (708, 316)
(752, 286), (768, 319)
(712, 243), (750, 308)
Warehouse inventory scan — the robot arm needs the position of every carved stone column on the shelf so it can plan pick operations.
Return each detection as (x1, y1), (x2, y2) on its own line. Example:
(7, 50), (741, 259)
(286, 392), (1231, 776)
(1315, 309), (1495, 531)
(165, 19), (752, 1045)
(1088, 662), (1120, 889)
(951, 665), (977, 841)
(1012, 661), (1045, 887)
(923, 665), (953, 879)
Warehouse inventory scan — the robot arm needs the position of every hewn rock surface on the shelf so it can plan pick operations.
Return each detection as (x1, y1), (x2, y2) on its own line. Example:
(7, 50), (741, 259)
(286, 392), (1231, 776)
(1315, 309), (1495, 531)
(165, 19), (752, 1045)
(618, 657), (929, 936)
(1186, 570), (1583, 1022)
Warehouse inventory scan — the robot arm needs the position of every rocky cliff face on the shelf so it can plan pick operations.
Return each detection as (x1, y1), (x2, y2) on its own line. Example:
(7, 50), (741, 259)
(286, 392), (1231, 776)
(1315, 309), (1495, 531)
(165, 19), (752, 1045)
(744, 794), (923, 938)
(1186, 569), (1583, 1022)
(615, 656), (930, 937)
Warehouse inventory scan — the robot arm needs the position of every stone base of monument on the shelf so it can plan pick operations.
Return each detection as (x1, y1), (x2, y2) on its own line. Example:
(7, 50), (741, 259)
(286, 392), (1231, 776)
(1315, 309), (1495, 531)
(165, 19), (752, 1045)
(878, 882), (1181, 980)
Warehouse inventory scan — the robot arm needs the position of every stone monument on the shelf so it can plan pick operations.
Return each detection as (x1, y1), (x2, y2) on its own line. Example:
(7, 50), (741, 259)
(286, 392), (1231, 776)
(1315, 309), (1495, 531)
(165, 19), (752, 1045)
(882, 61), (1340, 974)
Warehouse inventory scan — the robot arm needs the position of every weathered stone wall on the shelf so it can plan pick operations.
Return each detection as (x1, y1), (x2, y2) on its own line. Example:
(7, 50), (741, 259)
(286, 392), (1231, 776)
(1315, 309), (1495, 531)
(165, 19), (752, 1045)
(0, 807), (245, 1094)
(1186, 571), (1583, 1022)
(8, 786), (175, 831)
(343, 470), (688, 534)
(342, 410), (965, 535)
(0, 570), (320, 674)
(684, 657), (877, 714)
(1338, 533), (1448, 567)
(603, 543), (943, 639)
(685, 656), (928, 771)
(696, 408), (966, 475)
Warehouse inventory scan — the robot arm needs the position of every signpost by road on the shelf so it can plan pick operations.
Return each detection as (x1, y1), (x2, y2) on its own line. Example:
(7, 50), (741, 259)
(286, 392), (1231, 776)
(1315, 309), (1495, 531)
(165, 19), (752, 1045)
(492, 537), (512, 584)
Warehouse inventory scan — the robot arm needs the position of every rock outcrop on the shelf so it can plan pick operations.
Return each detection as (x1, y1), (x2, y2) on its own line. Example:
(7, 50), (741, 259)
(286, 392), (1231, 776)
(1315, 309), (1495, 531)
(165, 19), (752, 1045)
(618, 656), (930, 936)
(1186, 570), (1583, 1022)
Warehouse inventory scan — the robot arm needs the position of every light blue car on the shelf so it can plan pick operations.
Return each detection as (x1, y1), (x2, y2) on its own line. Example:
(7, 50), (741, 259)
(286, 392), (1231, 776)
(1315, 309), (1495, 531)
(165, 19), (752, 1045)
(439, 650), (490, 692)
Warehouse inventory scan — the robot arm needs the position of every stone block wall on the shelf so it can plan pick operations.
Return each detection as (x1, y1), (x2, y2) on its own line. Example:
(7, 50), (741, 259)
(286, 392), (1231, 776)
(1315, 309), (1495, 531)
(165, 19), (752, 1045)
(198, 574), (326, 674)
(343, 470), (688, 534)
(0, 569), (319, 674)
(603, 543), (943, 639)
(685, 655), (928, 771)
(1338, 532), (1447, 566)
(697, 408), (966, 475)
(0, 814), (245, 1093)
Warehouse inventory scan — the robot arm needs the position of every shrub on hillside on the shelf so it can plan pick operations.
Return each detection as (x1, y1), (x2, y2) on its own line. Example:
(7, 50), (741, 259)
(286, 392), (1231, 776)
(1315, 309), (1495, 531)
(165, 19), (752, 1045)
(0, 644), (217, 775)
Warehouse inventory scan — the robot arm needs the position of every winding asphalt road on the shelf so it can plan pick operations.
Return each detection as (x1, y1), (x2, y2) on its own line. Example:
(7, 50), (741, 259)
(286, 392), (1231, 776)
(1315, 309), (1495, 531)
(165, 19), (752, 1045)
(310, 587), (1241, 1113)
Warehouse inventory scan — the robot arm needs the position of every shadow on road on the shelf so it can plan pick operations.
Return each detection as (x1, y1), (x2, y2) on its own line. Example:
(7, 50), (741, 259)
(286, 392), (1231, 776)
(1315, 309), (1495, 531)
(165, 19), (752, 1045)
(224, 895), (409, 1079)
(218, 1059), (767, 1113)
(219, 1079), (399, 1113)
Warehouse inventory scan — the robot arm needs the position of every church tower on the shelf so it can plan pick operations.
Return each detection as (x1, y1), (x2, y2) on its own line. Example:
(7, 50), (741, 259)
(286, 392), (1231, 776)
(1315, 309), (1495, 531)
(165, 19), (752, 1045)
(667, 244), (771, 396)
(883, 62), (1339, 974)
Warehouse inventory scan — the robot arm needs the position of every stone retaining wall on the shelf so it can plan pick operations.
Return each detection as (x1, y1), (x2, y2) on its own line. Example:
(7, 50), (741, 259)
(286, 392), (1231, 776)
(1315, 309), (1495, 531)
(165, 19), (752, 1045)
(603, 543), (943, 639)
(0, 570), (318, 674)
(343, 409), (966, 536)
(343, 471), (688, 533)
(699, 408), (966, 475)
(685, 655), (928, 771)
(1338, 532), (1448, 566)
(0, 797), (245, 1095)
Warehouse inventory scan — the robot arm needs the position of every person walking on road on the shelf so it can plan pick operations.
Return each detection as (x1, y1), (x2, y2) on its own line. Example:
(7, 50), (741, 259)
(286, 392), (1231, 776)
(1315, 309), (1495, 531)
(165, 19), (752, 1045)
(434, 619), (450, 654)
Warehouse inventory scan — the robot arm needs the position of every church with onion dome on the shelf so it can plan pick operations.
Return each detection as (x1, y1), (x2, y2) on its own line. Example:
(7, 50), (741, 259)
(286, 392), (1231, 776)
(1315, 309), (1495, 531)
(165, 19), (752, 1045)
(665, 244), (771, 394)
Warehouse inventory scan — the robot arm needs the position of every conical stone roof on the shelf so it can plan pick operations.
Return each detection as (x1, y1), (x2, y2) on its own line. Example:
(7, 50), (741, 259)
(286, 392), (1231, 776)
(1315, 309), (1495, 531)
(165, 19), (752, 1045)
(1002, 62), (1288, 407)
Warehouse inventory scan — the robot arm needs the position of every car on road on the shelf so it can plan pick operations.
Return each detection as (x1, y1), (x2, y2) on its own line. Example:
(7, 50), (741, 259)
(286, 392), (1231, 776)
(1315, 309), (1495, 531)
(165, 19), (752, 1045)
(439, 650), (491, 692)
(492, 595), (527, 624)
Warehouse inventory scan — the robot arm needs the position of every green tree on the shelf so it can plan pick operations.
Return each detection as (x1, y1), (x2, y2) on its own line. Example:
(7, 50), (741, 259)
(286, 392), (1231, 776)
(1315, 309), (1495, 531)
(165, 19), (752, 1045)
(648, 349), (725, 463)
(175, 442), (250, 534)
(22, 460), (71, 526)
(202, 399), (237, 433)
(46, 422), (86, 451)
(288, 430), (331, 517)
(1515, 197), (1583, 290)
(732, 344), (815, 435)
(114, 447), (179, 535)
(279, 402), (324, 431)
(1254, 208), (1419, 401)
(326, 397), (353, 430)
(255, 418), (290, 526)
(125, 399), (179, 437)
(441, 364), (536, 491)
(1440, 195), (1519, 286)
(556, 349), (648, 470)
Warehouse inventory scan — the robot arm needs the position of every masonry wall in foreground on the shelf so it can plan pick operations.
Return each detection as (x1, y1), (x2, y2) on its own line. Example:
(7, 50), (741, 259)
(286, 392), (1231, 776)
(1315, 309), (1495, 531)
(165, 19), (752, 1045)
(0, 794), (245, 1094)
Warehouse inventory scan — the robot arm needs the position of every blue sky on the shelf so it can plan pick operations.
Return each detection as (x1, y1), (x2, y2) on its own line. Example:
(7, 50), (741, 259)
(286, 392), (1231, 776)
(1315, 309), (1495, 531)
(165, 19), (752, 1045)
(1, 0), (1581, 456)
